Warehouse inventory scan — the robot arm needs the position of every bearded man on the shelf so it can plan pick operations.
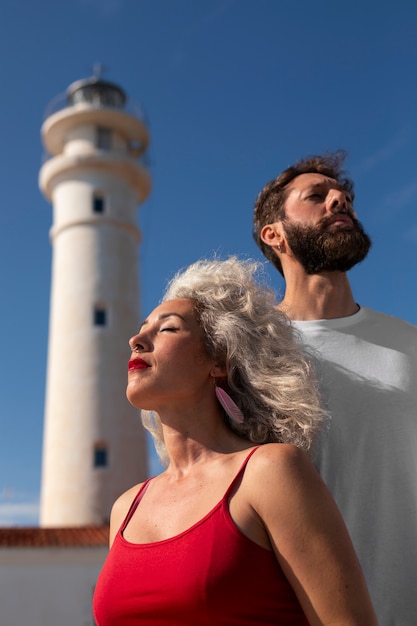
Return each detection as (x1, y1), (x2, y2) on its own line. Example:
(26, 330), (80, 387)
(253, 151), (417, 626)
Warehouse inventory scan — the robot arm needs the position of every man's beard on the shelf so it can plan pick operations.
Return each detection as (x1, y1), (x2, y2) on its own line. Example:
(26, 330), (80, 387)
(282, 213), (372, 275)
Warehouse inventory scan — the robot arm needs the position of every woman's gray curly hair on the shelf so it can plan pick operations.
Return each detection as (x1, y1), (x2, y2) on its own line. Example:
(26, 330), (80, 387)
(141, 257), (326, 467)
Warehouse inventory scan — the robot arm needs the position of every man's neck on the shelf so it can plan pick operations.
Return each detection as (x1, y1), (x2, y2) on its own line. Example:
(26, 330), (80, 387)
(277, 270), (358, 321)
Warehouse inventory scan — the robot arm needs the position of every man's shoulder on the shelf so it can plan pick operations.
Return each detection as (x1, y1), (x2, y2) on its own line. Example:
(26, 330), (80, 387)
(293, 306), (417, 360)
(361, 307), (416, 332)
(292, 306), (415, 333)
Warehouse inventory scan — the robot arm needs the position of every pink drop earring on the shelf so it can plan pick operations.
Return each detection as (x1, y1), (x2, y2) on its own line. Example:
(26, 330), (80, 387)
(214, 381), (244, 425)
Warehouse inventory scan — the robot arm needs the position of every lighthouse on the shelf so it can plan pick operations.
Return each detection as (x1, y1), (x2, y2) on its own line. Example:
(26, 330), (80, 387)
(39, 74), (150, 527)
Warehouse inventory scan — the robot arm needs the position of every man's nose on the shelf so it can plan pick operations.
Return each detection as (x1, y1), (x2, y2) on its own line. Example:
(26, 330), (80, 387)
(327, 189), (348, 212)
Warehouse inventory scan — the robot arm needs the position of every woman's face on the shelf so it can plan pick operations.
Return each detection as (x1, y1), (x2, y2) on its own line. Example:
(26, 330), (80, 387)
(126, 298), (215, 410)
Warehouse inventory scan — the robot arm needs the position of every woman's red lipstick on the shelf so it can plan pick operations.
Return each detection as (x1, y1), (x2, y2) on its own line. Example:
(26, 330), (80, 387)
(128, 358), (149, 371)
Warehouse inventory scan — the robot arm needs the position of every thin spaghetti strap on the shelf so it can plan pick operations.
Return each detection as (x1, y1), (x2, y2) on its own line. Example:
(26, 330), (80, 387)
(121, 478), (153, 532)
(224, 446), (261, 500)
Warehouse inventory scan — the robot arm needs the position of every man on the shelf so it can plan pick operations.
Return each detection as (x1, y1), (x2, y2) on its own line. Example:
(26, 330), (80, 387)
(253, 151), (417, 626)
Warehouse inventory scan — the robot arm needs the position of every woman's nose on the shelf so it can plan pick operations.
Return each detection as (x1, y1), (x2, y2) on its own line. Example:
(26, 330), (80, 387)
(129, 334), (145, 352)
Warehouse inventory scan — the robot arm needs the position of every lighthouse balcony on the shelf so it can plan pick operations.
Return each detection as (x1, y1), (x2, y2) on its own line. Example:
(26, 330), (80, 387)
(41, 78), (150, 160)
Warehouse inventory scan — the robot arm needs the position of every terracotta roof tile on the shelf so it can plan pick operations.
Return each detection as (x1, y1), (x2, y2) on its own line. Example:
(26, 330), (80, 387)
(0, 525), (109, 548)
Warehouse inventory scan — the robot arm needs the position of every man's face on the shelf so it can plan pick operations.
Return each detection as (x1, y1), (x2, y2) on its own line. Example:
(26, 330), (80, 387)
(281, 173), (371, 274)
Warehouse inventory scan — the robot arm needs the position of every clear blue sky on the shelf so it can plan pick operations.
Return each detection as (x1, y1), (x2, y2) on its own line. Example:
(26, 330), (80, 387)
(1, 0), (416, 525)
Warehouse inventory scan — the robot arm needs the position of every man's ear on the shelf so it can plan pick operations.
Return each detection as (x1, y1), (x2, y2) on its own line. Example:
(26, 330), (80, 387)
(260, 224), (284, 249)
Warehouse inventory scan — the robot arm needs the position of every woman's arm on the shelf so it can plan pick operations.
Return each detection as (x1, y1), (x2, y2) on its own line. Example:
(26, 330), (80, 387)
(249, 444), (378, 626)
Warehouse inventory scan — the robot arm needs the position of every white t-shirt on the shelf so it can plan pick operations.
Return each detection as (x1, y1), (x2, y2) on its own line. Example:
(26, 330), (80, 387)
(293, 307), (417, 626)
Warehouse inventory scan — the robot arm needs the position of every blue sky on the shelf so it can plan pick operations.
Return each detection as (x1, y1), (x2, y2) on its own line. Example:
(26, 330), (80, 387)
(1, 0), (416, 525)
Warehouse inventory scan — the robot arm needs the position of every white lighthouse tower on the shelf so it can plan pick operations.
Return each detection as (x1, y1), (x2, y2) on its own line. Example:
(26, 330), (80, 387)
(39, 74), (150, 527)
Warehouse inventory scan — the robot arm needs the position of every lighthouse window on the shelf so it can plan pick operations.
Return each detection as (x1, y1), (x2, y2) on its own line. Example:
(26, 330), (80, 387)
(94, 307), (107, 326)
(94, 445), (108, 468)
(97, 126), (112, 149)
(93, 195), (105, 214)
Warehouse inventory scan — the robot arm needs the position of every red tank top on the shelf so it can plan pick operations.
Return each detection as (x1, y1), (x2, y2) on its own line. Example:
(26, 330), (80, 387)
(93, 447), (309, 625)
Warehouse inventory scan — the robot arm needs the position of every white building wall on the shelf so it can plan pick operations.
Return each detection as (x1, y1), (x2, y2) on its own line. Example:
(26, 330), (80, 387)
(0, 547), (107, 626)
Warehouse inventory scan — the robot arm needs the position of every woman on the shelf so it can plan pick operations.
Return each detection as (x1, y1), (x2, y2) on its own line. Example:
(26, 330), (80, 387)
(93, 257), (378, 626)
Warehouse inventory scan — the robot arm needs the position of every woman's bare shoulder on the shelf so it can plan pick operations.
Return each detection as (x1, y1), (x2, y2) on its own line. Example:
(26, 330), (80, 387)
(112, 482), (145, 514)
(108, 481), (146, 546)
(245, 443), (323, 506)
(249, 442), (314, 475)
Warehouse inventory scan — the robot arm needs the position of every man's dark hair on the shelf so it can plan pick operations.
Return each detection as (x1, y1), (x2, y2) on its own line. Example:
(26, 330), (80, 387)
(253, 150), (355, 274)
